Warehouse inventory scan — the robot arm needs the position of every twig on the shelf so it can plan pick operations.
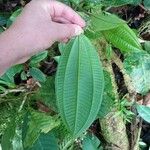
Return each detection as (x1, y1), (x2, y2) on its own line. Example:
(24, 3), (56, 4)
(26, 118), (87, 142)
(0, 87), (27, 97)
(18, 94), (28, 112)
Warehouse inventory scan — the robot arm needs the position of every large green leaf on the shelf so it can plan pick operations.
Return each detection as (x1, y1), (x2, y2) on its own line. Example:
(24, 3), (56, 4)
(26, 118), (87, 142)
(23, 111), (60, 149)
(90, 12), (125, 31)
(103, 24), (142, 53)
(136, 104), (150, 123)
(28, 132), (59, 150)
(124, 51), (150, 94)
(56, 35), (104, 137)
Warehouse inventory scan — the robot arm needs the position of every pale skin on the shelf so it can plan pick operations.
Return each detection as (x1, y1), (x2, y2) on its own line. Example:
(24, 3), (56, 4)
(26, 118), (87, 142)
(0, 0), (85, 75)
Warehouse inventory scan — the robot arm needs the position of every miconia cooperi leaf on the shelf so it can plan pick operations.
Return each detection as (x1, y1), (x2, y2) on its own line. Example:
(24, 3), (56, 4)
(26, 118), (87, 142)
(55, 35), (104, 137)
(90, 12), (125, 31)
(103, 24), (142, 53)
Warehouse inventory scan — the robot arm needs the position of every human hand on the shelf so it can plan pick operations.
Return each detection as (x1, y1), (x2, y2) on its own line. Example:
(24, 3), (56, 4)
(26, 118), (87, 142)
(10, 0), (85, 56)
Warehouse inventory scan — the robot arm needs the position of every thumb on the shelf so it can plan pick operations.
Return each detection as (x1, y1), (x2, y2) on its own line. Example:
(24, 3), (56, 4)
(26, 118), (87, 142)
(53, 23), (84, 41)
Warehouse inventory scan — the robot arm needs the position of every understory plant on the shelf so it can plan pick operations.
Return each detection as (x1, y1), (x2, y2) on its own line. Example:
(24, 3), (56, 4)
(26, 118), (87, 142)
(1, 0), (150, 150)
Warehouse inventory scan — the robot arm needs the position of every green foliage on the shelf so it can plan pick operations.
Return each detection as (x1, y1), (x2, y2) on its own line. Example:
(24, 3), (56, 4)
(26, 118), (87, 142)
(143, 41), (150, 54)
(0, 16), (7, 26)
(56, 35), (104, 137)
(7, 8), (22, 27)
(1, 0), (148, 149)
(28, 132), (59, 150)
(136, 104), (150, 123)
(82, 133), (103, 150)
(36, 76), (57, 112)
(98, 71), (115, 119)
(0, 64), (23, 83)
(29, 51), (48, 67)
(124, 51), (150, 94)
(100, 0), (141, 6)
(29, 67), (46, 83)
(90, 12), (125, 31)
(1, 118), (16, 150)
(23, 111), (60, 149)
(143, 0), (150, 10)
(116, 99), (134, 123)
(103, 24), (142, 53)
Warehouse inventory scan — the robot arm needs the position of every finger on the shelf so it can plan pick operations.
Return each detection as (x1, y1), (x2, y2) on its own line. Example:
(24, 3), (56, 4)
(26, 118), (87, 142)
(60, 38), (69, 43)
(53, 17), (71, 24)
(53, 23), (83, 41)
(50, 1), (86, 27)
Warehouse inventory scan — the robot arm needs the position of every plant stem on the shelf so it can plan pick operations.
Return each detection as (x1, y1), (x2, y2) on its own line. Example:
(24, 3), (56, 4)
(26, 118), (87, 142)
(0, 87), (26, 97)
(62, 139), (74, 150)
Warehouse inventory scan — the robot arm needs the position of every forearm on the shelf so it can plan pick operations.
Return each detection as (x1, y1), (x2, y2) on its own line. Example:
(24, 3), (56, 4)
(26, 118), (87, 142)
(0, 0), (85, 76)
(0, 28), (29, 75)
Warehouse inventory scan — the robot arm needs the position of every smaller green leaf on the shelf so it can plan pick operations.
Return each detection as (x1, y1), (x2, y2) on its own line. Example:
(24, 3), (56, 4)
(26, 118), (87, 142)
(90, 12), (125, 31)
(28, 132), (59, 150)
(29, 67), (46, 83)
(124, 51), (150, 94)
(0, 64), (23, 83)
(7, 9), (22, 27)
(29, 51), (48, 66)
(82, 133), (103, 150)
(53, 56), (60, 63)
(136, 104), (150, 123)
(21, 71), (27, 81)
(103, 24), (142, 53)
(23, 111), (60, 149)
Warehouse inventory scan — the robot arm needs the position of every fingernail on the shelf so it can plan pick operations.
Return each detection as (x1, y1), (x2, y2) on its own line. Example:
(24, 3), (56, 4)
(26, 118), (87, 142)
(74, 26), (84, 36)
